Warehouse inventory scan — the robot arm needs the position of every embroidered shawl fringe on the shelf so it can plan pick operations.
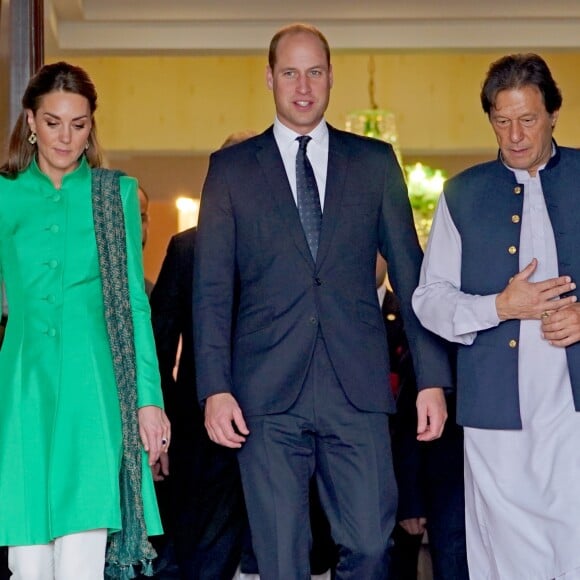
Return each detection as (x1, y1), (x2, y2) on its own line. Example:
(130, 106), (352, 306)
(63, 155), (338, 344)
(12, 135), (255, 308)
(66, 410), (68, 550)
(91, 168), (157, 577)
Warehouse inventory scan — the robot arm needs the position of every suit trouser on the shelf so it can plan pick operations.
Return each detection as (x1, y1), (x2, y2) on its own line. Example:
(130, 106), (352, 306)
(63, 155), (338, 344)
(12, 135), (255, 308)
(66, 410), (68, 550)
(388, 525), (423, 580)
(8, 529), (107, 580)
(238, 334), (397, 580)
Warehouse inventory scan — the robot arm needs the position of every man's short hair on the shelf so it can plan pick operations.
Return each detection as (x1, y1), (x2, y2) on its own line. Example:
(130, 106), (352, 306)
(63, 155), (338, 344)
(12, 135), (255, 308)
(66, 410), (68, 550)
(268, 23), (331, 71)
(480, 53), (562, 115)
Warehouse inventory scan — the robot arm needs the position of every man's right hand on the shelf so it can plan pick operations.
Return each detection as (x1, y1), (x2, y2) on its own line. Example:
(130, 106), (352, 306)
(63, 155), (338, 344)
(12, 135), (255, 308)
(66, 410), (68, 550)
(204, 392), (250, 448)
(496, 258), (576, 321)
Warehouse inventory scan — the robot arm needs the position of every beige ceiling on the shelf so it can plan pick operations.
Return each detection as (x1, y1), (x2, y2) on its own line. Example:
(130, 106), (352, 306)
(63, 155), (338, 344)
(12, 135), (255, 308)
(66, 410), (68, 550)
(45, 0), (580, 56)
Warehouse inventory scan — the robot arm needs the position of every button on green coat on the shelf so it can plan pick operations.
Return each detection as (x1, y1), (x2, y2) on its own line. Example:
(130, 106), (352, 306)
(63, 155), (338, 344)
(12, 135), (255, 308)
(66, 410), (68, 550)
(0, 158), (163, 545)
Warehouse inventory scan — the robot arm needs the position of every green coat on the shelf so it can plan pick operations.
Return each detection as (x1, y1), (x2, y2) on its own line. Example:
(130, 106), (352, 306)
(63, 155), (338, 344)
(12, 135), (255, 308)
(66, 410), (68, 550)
(0, 157), (163, 545)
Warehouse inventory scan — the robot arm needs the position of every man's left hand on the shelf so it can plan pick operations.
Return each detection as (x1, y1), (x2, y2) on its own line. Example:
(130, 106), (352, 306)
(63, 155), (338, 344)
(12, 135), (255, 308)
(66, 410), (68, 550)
(152, 452), (170, 482)
(416, 387), (447, 441)
(542, 302), (580, 347)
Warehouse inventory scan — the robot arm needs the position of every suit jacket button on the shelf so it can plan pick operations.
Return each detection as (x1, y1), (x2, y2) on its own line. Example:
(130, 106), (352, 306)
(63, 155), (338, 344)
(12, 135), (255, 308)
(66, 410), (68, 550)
(509, 339), (517, 348)
(314, 277), (322, 286)
(511, 214), (520, 224)
(309, 316), (318, 325)
(508, 245), (517, 255)
(513, 186), (522, 195)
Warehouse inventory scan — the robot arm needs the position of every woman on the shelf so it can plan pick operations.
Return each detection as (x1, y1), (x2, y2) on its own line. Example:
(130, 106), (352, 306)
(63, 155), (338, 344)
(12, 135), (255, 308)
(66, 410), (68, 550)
(0, 62), (169, 579)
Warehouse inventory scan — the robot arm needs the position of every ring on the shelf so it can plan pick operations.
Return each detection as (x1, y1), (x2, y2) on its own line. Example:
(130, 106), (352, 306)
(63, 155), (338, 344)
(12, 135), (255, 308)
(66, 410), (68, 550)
(541, 311), (550, 319)
(161, 438), (168, 446)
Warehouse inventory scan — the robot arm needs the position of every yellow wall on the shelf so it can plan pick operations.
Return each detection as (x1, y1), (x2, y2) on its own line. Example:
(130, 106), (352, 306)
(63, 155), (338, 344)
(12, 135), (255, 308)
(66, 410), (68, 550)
(50, 52), (580, 155)
(46, 51), (580, 280)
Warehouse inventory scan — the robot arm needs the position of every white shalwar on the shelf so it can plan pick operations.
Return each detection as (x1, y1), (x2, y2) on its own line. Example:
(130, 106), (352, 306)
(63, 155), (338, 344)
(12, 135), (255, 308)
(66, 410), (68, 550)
(413, 166), (580, 580)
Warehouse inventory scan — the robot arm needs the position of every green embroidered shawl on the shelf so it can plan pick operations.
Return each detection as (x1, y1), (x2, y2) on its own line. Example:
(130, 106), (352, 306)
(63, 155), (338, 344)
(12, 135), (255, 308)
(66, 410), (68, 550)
(91, 168), (156, 579)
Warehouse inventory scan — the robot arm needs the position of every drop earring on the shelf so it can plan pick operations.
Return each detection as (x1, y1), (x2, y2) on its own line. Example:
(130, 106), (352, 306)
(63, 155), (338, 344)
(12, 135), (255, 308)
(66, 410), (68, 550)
(28, 132), (37, 145)
(85, 142), (89, 150)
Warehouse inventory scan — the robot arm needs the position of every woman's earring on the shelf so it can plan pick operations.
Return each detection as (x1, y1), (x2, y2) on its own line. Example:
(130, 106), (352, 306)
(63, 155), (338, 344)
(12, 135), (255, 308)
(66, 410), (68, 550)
(85, 142), (89, 150)
(28, 132), (37, 145)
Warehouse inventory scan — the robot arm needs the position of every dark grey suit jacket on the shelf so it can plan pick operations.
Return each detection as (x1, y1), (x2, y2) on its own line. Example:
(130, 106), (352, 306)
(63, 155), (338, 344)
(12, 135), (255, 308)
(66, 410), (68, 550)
(193, 124), (451, 417)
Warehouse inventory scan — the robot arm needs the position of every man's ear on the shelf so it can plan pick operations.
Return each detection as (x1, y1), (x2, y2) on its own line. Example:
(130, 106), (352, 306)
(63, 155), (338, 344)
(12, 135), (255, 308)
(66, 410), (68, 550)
(266, 66), (274, 91)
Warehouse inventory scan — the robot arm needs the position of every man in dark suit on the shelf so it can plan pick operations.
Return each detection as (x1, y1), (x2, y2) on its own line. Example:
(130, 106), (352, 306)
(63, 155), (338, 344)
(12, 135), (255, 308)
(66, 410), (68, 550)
(375, 254), (467, 580)
(138, 185), (155, 298)
(151, 227), (249, 579)
(380, 284), (467, 580)
(193, 23), (451, 579)
(151, 131), (336, 579)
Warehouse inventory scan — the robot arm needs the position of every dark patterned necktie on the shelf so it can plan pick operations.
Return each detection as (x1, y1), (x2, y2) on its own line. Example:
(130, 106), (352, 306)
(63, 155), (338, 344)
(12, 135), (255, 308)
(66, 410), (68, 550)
(296, 135), (322, 260)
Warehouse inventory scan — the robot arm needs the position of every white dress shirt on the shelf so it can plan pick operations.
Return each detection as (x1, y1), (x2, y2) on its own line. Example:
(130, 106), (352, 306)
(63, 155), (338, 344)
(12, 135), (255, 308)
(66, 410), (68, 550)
(272, 117), (329, 211)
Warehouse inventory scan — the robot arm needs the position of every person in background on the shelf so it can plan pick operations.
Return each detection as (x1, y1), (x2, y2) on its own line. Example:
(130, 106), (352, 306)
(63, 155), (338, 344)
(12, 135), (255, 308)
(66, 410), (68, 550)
(139, 185), (155, 297)
(151, 132), (254, 580)
(194, 23), (451, 579)
(376, 256), (468, 580)
(413, 53), (580, 579)
(0, 61), (169, 579)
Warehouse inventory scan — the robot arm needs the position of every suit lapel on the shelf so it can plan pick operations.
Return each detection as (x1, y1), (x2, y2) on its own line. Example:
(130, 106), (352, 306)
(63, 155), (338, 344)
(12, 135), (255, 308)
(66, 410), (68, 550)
(316, 126), (349, 268)
(255, 128), (314, 267)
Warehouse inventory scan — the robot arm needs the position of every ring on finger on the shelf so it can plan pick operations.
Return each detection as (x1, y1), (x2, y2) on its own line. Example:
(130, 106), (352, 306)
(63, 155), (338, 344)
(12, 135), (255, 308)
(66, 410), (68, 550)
(541, 311), (550, 319)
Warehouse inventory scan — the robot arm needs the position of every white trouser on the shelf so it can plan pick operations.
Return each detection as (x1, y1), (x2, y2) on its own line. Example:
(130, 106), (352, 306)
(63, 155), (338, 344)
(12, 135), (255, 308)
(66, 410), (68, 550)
(557, 569), (580, 579)
(8, 529), (107, 580)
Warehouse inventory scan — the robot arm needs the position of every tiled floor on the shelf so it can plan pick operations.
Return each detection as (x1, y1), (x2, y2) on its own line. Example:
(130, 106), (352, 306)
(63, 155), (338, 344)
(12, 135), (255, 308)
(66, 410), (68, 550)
(147, 545), (436, 579)
(2, 536), (435, 580)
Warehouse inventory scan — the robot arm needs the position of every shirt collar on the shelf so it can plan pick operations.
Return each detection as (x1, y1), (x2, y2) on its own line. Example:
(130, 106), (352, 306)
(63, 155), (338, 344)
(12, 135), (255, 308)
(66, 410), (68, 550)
(28, 154), (90, 187)
(499, 141), (557, 176)
(273, 117), (328, 152)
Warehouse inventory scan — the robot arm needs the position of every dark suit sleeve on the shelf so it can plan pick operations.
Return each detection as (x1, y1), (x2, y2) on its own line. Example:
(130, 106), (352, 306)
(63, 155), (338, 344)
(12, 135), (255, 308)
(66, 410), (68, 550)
(150, 235), (187, 403)
(193, 152), (237, 404)
(377, 146), (452, 390)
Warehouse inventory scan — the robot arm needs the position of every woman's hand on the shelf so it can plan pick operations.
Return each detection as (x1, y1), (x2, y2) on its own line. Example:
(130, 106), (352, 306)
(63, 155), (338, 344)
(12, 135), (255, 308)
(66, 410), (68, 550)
(138, 406), (171, 466)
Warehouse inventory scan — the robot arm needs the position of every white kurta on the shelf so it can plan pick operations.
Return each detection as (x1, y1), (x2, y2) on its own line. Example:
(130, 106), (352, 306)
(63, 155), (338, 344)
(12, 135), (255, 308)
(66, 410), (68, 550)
(413, 166), (580, 580)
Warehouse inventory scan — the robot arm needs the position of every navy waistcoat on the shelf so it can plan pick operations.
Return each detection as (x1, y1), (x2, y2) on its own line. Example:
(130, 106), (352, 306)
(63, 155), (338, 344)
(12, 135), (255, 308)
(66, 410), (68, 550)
(444, 145), (580, 429)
